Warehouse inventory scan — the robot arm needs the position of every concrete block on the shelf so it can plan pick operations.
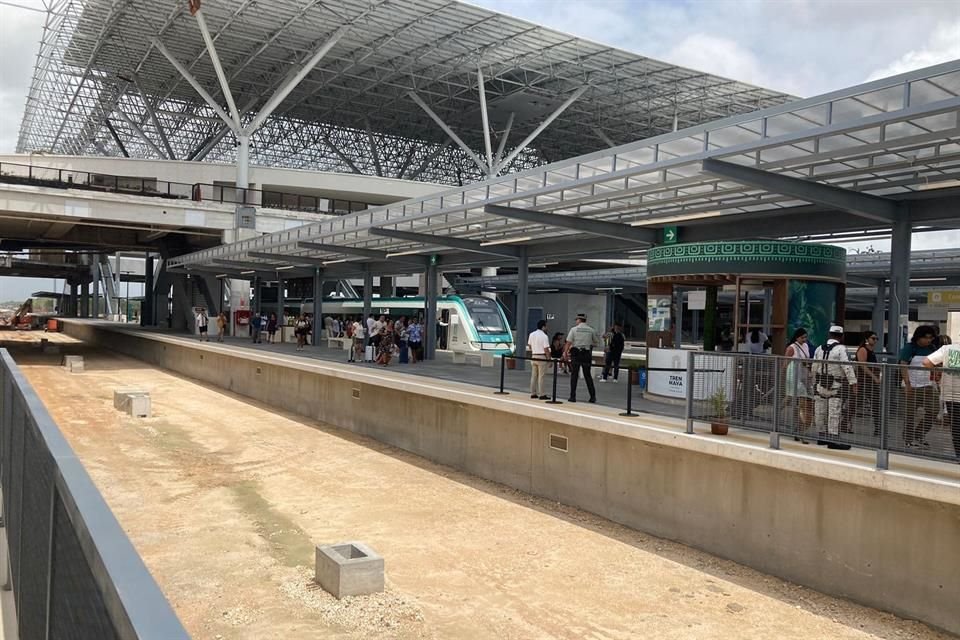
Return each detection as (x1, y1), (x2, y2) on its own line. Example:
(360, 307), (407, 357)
(315, 542), (384, 599)
(113, 389), (152, 418)
(62, 355), (84, 373)
(452, 351), (466, 364)
(480, 352), (495, 367)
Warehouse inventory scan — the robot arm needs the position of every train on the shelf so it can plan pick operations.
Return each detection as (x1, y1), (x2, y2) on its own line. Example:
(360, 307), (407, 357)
(304, 295), (516, 355)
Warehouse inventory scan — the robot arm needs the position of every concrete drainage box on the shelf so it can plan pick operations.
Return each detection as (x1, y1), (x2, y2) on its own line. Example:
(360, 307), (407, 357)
(62, 355), (84, 373)
(113, 389), (152, 418)
(315, 541), (384, 599)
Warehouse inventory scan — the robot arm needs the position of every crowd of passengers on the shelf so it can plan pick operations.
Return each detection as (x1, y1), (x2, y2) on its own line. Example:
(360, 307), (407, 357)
(729, 323), (960, 458)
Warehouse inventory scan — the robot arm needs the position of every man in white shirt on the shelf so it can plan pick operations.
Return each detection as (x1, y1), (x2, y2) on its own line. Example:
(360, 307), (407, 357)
(366, 315), (376, 344)
(527, 319), (552, 399)
(923, 342), (960, 459)
(813, 325), (857, 449)
(195, 308), (209, 342)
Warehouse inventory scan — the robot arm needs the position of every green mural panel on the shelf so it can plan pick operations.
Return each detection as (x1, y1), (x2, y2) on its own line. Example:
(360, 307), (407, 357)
(788, 280), (838, 348)
(648, 241), (846, 281)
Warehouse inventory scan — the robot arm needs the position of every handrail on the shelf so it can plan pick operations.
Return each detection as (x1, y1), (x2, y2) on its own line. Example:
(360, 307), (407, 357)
(0, 160), (370, 217)
(0, 349), (189, 639)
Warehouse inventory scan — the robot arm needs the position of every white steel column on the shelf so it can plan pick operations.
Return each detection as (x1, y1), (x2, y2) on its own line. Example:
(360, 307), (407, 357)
(236, 134), (250, 189)
(194, 9), (242, 128)
(493, 111), (515, 169)
(496, 86), (587, 173)
(408, 91), (488, 173)
(477, 64), (494, 173)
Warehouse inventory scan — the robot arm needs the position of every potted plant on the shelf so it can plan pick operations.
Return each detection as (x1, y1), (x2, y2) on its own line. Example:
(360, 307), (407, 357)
(709, 387), (729, 435)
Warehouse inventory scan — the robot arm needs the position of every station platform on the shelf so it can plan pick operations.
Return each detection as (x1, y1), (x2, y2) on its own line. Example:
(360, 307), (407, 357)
(49, 321), (960, 636)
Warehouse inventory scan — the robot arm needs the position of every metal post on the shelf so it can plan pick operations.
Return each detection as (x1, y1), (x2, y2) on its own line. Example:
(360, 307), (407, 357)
(424, 262), (438, 360)
(91, 258), (100, 319)
(619, 368), (637, 417)
(362, 266), (373, 323)
(685, 351), (695, 434)
(770, 356), (781, 450)
(79, 282), (89, 318)
(546, 359), (562, 404)
(494, 355), (509, 394)
(277, 275), (285, 329)
(887, 212), (911, 356)
(312, 268), (322, 347)
(515, 247), (528, 372)
(143, 254), (154, 326)
(236, 134), (250, 194)
(674, 288), (683, 347)
(877, 361), (890, 470)
(872, 281), (886, 348)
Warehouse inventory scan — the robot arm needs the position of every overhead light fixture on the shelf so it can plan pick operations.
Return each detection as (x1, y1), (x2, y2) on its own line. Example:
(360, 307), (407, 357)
(276, 265), (295, 271)
(529, 262), (558, 268)
(480, 236), (533, 246)
(240, 270), (255, 275)
(535, 288), (560, 293)
(387, 248), (427, 258)
(215, 273), (228, 278)
(629, 211), (726, 227)
(916, 179), (960, 191)
(910, 277), (947, 282)
(323, 259), (348, 265)
(595, 287), (622, 291)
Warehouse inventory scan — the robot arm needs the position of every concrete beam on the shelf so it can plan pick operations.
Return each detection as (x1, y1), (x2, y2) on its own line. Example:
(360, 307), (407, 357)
(297, 241), (389, 261)
(484, 205), (656, 244)
(701, 158), (899, 223)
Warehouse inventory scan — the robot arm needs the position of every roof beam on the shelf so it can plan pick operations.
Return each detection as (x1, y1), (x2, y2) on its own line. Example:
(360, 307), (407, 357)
(368, 228), (521, 258)
(297, 241), (389, 260)
(701, 158), (899, 223)
(113, 108), (166, 159)
(484, 205), (657, 244)
(494, 86), (588, 174)
(192, 8), (242, 129)
(245, 26), (348, 135)
(407, 91), (488, 174)
(133, 75), (176, 159)
(151, 38), (236, 131)
(247, 250), (329, 266)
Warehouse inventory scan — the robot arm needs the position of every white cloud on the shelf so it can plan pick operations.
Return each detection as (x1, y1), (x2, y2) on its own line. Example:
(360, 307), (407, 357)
(866, 20), (960, 81)
(0, 4), (44, 153)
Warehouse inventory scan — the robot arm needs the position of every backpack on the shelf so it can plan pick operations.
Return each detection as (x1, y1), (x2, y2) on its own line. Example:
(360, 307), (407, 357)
(815, 342), (839, 388)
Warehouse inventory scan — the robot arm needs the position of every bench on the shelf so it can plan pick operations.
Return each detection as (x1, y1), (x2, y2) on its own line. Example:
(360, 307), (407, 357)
(327, 337), (352, 351)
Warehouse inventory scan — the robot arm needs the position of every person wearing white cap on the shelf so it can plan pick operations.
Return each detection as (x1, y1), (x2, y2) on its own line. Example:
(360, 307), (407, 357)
(812, 325), (858, 450)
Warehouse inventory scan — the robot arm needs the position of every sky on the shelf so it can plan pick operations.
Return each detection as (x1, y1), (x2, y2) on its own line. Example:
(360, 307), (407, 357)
(0, 0), (958, 298)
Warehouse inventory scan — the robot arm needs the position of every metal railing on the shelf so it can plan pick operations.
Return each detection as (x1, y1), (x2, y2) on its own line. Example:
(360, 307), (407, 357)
(0, 349), (189, 639)
(0, 161), (365, 217)
(686, 350), (960, 469)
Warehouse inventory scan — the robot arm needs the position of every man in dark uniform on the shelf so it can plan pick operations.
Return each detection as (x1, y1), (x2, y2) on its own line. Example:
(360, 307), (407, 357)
(564, 313), (601, 403)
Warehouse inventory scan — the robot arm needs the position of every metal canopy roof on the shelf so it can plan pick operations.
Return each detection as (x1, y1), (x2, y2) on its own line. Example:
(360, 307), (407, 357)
(17, 0), (791, 185)
(169, 60), (960, 276)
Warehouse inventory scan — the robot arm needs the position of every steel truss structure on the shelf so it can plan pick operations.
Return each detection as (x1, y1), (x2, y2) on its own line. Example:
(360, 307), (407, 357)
(18, 0), (791, 185)
(169, 61), (960, 276)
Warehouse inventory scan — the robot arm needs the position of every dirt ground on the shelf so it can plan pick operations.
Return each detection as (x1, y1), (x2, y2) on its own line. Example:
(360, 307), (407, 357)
(15, 346), (953, 640)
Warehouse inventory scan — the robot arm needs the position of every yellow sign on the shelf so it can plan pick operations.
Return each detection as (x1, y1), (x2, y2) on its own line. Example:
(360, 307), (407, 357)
(927, 291), (960, 306)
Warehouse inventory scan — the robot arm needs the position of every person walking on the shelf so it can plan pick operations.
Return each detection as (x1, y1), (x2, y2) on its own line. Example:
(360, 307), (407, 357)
(899, 325), (939, 449)
(266, 312), (278, 344)
(564, 313), (601, 403)
(295, 313), (309, 351)
(216, 311), (227, 342)
(350, 317), (365, 362)
(250, 311), (262, 343)
(407, 317), (422, 363)
(196, 308), (209, 342)
(600, 322), (625, 382)
(527, 319), (551, 399)
(923, 339), (960, 460)
(784, 327), (813, 442)
(813, 325), (857, 450)
(855, 331), (882, 437)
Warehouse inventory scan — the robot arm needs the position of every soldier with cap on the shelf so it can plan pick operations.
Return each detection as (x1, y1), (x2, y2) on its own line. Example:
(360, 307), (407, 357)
(564, 313), (601, 403)
(813, 325), (858, 450)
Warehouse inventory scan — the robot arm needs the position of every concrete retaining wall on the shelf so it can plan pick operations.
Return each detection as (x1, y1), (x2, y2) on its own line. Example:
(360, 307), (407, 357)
(64, 321), (960, 635)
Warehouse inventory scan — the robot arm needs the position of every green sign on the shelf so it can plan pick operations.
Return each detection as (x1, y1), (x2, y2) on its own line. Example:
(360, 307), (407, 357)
(430, 254), (438, 266)
(663, 226), (678, 245)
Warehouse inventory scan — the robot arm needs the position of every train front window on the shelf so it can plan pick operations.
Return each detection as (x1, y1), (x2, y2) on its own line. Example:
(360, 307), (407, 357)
(462, 297), (507, 334)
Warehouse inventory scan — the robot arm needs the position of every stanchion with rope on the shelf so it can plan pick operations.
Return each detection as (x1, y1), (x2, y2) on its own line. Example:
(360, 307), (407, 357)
(545, 359), (563, 404)
(494, 354), (509, 395)
(619, 368), (638, 417)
